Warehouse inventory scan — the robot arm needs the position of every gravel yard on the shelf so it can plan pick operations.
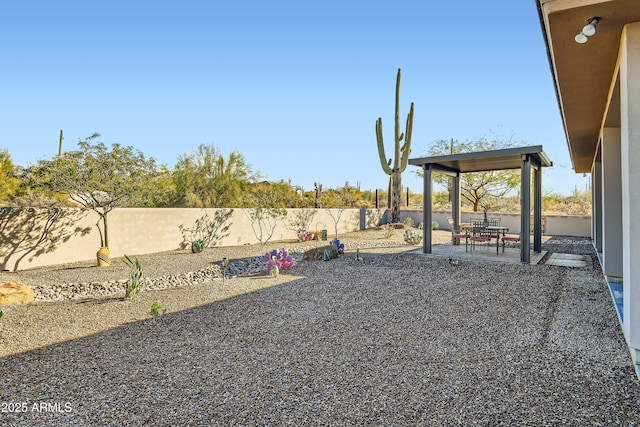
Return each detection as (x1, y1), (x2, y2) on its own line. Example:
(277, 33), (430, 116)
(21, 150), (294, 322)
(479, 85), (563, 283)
(0, 229), (638, 425)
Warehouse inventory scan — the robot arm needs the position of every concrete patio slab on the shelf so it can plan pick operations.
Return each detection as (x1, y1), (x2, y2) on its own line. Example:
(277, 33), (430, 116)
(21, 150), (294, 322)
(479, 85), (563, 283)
(545, 252), (592, 268)
(412, 243), (548, 265)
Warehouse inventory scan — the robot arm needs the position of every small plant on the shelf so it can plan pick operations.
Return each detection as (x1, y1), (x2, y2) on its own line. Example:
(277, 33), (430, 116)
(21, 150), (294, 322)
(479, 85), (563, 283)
(383, 223), (395, 239)
(150, 301), (166, 319)
(191, 239), (205, 253)
(246, 207), (287, 246)
(0, 309), (3, 321)
(179, 209), (234, 250)
(431, 220), (440, 230)
(404, 229), (423, 245)
(123, 254), (143, 300)
(263, 248), (296, 275)
(329, 238), (344, 255)
(404, 216), (415, 228)
(297, 229), (315, 242)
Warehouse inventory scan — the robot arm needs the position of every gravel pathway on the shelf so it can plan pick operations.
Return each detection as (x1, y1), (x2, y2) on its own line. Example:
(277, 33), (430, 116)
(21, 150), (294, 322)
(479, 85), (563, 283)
(0, 232), (639, 425)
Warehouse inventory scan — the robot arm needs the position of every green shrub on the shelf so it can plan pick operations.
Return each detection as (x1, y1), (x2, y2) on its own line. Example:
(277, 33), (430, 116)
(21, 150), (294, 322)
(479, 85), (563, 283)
(191, 239), (205, 253)
(150, 301), (166, 318)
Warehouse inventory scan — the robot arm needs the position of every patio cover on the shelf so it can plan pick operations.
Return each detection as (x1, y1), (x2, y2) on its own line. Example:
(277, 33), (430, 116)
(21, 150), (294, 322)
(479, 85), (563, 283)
(409, 145), (552, 263)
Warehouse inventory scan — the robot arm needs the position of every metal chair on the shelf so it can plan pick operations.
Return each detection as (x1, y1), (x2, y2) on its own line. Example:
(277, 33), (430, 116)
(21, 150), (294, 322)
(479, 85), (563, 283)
(501, 234), (521, 253)
(447, 217), (469, 251)
(469, 220), (490, 250)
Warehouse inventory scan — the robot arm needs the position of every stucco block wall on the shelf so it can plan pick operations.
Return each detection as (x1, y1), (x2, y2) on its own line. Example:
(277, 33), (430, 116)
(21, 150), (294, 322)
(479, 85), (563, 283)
(400, 210), (591, 237)
(0, 208), (388, 271)
(0, 207), (591, 271)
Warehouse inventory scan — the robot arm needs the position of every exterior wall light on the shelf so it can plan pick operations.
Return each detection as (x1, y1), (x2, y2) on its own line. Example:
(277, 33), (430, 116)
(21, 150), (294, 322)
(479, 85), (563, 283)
(575, 32), (588, 43)
(575, 17), (601, 44)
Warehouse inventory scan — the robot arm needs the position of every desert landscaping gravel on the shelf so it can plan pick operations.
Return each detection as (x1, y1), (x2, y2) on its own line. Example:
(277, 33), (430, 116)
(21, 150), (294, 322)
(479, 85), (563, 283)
(0, 229), (639, 426)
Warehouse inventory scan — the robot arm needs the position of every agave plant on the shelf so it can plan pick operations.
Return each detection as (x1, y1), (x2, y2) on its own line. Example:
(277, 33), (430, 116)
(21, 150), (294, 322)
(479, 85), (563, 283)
(123, 254), (143, 300)
(191, 239), (205, 253)
(263, 248), (296, 275)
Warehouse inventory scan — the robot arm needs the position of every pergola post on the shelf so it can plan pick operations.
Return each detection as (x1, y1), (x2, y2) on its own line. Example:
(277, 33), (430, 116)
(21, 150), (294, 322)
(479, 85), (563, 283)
(521, 155), (531, 263)
(452, 172), (461, 232)
(421, 165), (432, 254)
(533, 161), (542, 252)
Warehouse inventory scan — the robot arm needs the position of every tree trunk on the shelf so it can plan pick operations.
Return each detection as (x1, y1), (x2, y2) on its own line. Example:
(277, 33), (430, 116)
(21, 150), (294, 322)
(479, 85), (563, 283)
(103, 214), (109, 248)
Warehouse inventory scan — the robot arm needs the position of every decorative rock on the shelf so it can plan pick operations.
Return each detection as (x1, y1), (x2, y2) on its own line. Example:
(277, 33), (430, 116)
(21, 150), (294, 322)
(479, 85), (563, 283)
(303, 245), (338, 261)
(0, 282), (35, 305)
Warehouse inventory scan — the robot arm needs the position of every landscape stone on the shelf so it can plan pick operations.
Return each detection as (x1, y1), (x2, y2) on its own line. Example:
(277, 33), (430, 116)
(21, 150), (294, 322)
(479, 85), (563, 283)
(0, 281), (35, 305)
(303, 245), (338, 261)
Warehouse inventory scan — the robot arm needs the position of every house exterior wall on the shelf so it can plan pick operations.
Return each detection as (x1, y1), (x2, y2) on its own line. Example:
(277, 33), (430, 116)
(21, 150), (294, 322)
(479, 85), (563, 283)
(620, 23), (640, 354)
(592, 149), (603, 252)
(601, 127), (623, 278)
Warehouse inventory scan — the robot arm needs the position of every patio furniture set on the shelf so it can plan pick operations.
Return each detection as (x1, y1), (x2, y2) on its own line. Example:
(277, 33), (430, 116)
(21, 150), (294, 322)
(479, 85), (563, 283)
(447, 217), (520, 254)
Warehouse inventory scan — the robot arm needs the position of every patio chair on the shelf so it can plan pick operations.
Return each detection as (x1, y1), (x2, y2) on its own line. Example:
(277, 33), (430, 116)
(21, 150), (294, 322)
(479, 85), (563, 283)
(487, 218), (500, 227)
(484, 218), (501, 240)
(447, 217), (469, 251)
(501, 234), (521, 253)
(469, 220), (490, 250)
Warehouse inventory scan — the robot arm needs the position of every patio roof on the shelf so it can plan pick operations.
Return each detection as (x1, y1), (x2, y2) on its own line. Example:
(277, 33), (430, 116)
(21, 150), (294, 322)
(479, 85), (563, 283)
(408, 145), (553, 174)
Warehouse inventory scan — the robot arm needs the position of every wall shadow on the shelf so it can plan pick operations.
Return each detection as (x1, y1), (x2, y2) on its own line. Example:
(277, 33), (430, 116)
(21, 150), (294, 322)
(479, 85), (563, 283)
(0, 207), (92, 272)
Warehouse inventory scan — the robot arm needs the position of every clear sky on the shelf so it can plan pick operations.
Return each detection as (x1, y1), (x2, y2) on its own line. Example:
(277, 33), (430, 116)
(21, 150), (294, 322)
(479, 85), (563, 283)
(0, 0), (591, 195)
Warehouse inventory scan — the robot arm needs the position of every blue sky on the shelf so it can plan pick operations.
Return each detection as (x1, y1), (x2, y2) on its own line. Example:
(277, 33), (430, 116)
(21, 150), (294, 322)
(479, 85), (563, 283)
(0, 0), (590, 195)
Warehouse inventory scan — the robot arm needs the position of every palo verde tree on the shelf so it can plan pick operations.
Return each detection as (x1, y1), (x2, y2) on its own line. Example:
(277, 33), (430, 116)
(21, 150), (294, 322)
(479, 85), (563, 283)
(0, 148), (21, 202)
(376, 68), (414, 223)
(28, 133), (159, 248)
(419, 135), (521, 211)
(172, 144), (258, 208)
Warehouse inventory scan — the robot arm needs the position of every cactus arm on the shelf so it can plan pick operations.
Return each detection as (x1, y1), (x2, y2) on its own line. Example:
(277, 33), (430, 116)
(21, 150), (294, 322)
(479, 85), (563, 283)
(376, 118), (393, 175)
(399, 102), (415, 172)
(405, 102), (414, 146)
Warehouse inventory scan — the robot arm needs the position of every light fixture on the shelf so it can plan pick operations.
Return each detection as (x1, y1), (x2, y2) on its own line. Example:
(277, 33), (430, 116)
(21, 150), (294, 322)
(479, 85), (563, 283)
(575, 33), (588, 44)
(575, 17), (601, 44)
(582, 17), (600, 36)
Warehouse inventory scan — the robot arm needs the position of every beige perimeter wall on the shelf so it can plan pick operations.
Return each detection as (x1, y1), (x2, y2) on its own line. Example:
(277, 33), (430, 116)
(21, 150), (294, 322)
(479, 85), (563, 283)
(0, 207), (388, 271)
(0, 207), (591, 271)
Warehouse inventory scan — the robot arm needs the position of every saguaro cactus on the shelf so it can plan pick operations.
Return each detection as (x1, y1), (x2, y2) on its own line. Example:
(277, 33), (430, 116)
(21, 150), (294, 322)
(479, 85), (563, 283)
(314, 182), (323, 208)
(376, 68), (414, 223)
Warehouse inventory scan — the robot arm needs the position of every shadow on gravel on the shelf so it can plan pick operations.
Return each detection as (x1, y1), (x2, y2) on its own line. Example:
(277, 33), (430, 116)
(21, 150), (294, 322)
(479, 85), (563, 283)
(1, 236), (638, 426)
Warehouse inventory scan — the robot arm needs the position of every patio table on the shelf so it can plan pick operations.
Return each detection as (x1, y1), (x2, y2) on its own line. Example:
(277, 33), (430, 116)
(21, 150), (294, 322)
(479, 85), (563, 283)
(486, 225), (509, 254)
